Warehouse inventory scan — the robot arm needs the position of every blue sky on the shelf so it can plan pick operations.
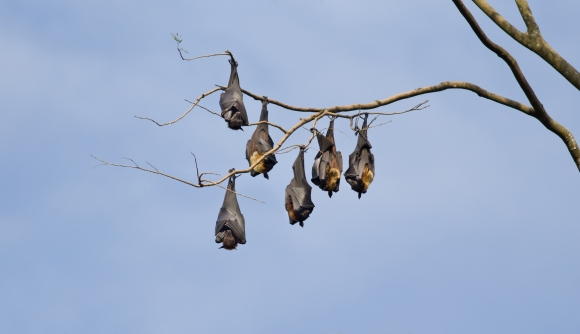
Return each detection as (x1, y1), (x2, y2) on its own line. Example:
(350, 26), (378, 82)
(1, 0), (579, 333)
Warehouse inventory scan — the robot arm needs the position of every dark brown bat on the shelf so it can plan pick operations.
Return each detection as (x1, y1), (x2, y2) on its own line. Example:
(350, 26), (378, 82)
(245, 99), (277, 179)
(215, 173), (246, 250)
(344, 115), (375, 198)
(285, 148), (315, 227)
(311, 118), (343, 197)
(219, 58), (248, 130)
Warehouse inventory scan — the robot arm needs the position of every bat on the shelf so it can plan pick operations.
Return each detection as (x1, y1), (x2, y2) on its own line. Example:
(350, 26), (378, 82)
(344, 115), (375, 199)
(311, 118), (343, 197)
(245, 99), (277, 179)
(219, 58), (249, 130)
(215, 173), (246, 250)
(285, 148), (315, 227)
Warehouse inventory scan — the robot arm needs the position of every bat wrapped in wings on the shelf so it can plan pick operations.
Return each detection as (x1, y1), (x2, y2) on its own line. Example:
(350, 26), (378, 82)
(285, 148), (315, 227)
(219, 58), (248, 130)
(311, 118), (343, 197)
(215, 172), (246, 250)
(344, 115), (375, 198)
(245, 99), (277, 179)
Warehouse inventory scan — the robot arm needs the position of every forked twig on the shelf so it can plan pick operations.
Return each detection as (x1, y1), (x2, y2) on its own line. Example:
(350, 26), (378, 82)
(134, 87), (221, 126)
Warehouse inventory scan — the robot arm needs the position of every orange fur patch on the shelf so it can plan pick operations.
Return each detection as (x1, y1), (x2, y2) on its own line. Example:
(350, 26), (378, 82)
(250, 151), (267, 174)
(361, 164), (374, 192)
(325, 166), (341, 191)
(285, 196), (296, 222)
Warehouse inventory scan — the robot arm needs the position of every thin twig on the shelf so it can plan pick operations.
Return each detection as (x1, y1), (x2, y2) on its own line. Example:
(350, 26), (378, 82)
(180, 52), (230, 61)
(146, 162), (159, 173)
(195, 104), (221, 117)
(368, 120), (392, 129)
(209, 183), (265, 204)
(247, 120), (288, 134)
(135, 87), (221, 126)
(191, 152), (201, 183)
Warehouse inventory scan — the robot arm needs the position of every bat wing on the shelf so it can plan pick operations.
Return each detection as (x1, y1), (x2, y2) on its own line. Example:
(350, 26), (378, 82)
(316, 132), (334, 153)
(344, 149), (360, 180)
(214, 176), (246, 244)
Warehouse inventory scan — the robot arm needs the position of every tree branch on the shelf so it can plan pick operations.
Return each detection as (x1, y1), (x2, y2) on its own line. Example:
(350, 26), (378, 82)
(514, 0), (540, 34)
(247, 120), (288, 134)
(455, 0), (580, 171)
(472, 0), (580, 91)
(220, 81), (534, 115)
(134, 87), (221, 126)
(471, 0), (527, 40)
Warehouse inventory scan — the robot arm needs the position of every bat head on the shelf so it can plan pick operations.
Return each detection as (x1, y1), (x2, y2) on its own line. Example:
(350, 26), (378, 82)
(219, 229), (238, 250)
(223, 107), (246, 130)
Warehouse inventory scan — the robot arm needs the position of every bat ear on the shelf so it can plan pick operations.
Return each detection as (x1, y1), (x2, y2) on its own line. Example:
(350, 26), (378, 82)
(358, 192), (362, 199)
(263, 173), (269, 179)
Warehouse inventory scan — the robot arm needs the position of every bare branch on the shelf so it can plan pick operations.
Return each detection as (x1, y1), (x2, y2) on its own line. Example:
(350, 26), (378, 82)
(220, 82), (533, 115)
(514, 0), (540, 34)
(454, 0), (580, 171)
(471, 0), (527, 40)
(180, 52), (230, 61)
(211, 183), (265, 204)
(91, 155), (265, 203)
(191, 152), (201, 183)
(472, 0), (580, 91)
(195, 104), (221, 117)
(247, 120), (288, 134)
(276, 145), (301, 155)
(146, 162), (159, 173)
(135, 87), (221, 126)
(92, 155), (202, 188)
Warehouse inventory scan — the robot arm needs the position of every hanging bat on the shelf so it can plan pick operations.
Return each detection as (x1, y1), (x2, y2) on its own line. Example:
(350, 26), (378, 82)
(285, 148), (315, 227)
(219, 58), (248, 130)
(344, 115), (375, 199)
(245, 99), (277, 179)
(311, 118), (343, 197)
(215, 173), (246, 250)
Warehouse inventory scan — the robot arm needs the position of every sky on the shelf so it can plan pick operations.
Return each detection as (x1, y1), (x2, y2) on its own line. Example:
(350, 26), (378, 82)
(1, 0), (579, 333)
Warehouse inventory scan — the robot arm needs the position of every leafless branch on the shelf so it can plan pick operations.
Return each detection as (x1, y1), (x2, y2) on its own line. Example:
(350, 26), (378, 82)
(146, 162), (159, 173)
(471, 0), (580, 91)
(454, 0), (580, 171)
(180, 52), (230, 61)
(219, 81), (531, 116)
(194, 104), (222, 117)
(91, 155), (265, 203)
(247, 120), (288, 134)
(211, 182), (265, 203)
(134, 87), (221, 126)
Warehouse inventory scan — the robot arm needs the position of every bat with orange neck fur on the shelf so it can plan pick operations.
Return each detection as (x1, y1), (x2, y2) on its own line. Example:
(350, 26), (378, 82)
(344, 115), (375, 198)
(311, 118), (343, 198)
(245, 99), (277, 179)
